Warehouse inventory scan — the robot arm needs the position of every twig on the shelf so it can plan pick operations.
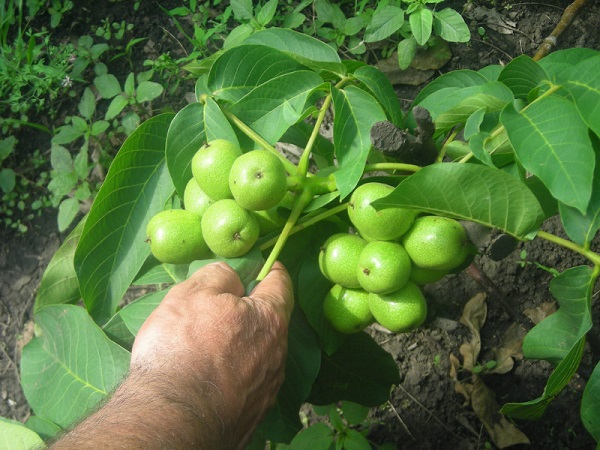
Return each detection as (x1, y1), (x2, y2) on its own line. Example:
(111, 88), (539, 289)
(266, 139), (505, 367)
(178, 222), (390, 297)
(470, 38), (514, 61)
(386, 400), (416, 441)
(395, 385), (463, 440)
(533, 0), (592, 61)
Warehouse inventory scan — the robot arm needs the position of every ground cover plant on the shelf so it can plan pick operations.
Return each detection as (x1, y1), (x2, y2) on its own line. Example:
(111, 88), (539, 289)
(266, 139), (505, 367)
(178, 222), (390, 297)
(1, 22), (599, 448)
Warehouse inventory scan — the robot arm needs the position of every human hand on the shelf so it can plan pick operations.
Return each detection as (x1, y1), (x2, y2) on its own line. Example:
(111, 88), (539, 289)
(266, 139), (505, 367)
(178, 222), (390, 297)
(131, 261), (294, 449)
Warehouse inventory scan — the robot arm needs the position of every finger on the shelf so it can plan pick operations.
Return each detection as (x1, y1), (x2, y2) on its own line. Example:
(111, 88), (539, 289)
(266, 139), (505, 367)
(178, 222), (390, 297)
(249, 261), (294, 320)
(187, 262), (245, 297)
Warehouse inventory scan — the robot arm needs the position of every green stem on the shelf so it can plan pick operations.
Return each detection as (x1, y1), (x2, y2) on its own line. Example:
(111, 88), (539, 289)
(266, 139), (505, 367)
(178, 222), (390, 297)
(222, 109), (298, 175)
(437, 129), (460, 163)
(363, 163), (421, 173)
(259, 202), (350, 251)
(537, 230), (600, 267)
(256, 188), (314, 281)
(298, 94), (332, 177)
(297, 77), (353, 177)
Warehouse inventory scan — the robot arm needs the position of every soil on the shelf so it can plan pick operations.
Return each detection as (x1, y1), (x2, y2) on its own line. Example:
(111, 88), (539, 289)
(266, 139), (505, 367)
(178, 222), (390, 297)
(2, 0), (600, 449)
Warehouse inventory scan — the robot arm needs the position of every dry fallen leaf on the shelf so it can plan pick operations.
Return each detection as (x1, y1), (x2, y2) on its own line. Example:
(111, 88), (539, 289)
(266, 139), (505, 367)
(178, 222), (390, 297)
(489, 323), (527, 374)
(459, 292), (487, 371)
(524, 301), (557, 324)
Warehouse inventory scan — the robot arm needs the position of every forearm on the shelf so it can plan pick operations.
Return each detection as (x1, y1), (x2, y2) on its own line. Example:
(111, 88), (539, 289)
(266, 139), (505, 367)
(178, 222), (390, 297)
(50, 367), (224, 449)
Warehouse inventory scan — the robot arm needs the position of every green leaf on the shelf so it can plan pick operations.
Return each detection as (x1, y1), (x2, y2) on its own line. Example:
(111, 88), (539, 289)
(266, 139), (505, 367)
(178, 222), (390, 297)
(90, 120), (110, 136)
(563, 54), (600, 137)
(0, 135), (17, 161)
(166, 103), (205, 198)
(25, 415), (62, 441)
(413, 69), (487, 107)
(136, 81), (164, 103)
(133, 258), (189, 285)
(538, 48), (599, 84)
(21, 304), (130, 428)
(208, 45), (307, 103)
(498, 55), (548, 100)
(308, 332), (400, 406)
(559, 140), (600, 246)
(94, 73), (121, 98)
(204, 97), (239, 143)
(187, 247), (264, 288)
(364, 6), (404, 43)
(501, 96), (595, 214)
(374, 163), (545, 239)
(397, 37), (417, 70)
(74, 114), (175, 323)
(502, 266), (596, 419)
(57, 197), (80, 232)
(257, 0), (278, 26)
(342, 401), (370, 425)
(0, 168), (16, 193)
(105, 95), (129, 120)
(78, 87), (96, 120)
(124, 73), (135, 96)
(344, 429), (371, 450)
(353, 65), (404, 127)
(410, 7), (433, 46)
(242, 28), (343, 67)
(231, 0), (253, 20)
(523, 266), (594, 364)
(51, 145), (73, 172)
(0, 418), (44, 450)
(433, 8), (470, 43)
(581, 361), (600, 442)
(332, 85), (387, 199)
(288, 422), (334, 450)
(52, 125), (84, 145)
(229, 71), (323, 144)
(281, 122), (334, 169)
(103, 288), (168, 349)
(223, 24), (255, 49)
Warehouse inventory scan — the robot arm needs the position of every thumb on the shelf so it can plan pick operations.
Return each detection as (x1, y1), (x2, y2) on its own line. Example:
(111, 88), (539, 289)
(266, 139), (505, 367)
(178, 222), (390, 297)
(186, 262), (245, 297)
(249, 262), (294, 320)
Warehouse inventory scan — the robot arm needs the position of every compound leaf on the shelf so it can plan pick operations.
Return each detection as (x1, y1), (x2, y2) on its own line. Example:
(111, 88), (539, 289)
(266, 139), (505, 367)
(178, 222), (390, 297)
(21, 304), (130, 428)
(501, 96), (594, 214)
(374, 162), (544, 239)
(75, 114), (175, 323)
(353, 65), (404, 127)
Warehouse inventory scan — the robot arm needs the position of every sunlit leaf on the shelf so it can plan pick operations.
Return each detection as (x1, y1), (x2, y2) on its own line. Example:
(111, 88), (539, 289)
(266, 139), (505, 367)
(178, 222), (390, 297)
(433, 8), (470, 43)
(364, 6), (404, 43)
(501, 96), (594, 214)
(413, 70), (487, 107)
(410, 7), (433, 46)
(374, 163), (544, 239)
(538, 48), (599, 84)
(166, 103), (205, 198)
(75, 114), (175, 323)
(0, 418), (44, 450)
(35, 217), (86, 312)
(228, 71), (323, 144)
(204, 97), (239, 143)
(332, 86), (387, 199)
(208, 45), (308, 103)
(22, 305), (130, 428)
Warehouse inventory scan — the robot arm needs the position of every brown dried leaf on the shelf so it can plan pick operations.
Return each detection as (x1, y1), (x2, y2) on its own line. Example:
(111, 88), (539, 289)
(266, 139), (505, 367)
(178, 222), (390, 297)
(458, 292), (487, 370)
(489, 323), (527, 374)
(523, 301), (556, 324)
(471, 377), (530, 448)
